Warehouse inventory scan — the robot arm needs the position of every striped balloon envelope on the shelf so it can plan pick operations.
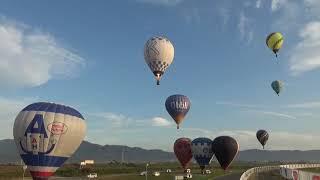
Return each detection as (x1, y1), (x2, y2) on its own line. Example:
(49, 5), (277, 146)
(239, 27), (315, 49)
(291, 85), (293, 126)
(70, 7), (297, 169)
(13, 102), (86, 180)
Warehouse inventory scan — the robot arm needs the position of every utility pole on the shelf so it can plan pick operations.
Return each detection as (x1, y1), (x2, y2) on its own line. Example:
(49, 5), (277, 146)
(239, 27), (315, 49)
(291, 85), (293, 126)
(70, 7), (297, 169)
(121, 148), (124, 164)
(146, 163), (149, 180)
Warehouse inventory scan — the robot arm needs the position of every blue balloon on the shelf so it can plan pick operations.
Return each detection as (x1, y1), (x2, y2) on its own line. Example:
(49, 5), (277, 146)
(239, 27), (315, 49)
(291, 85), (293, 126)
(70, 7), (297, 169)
(191, 137), (214, 172)
(165, 94), (191, 129)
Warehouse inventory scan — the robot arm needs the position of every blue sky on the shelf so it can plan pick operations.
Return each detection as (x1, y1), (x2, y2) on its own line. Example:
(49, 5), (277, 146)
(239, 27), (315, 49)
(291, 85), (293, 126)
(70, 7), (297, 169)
(1, 0), (320, 151)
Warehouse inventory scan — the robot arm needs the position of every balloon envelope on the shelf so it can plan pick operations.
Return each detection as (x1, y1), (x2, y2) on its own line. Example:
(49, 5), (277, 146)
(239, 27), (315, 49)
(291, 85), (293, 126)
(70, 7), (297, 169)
(271, 80), (283, 95)
(165, 95), (191, 129)
(212, 136), (239, 170)
(256, 130), (269, 149)
(191, 137), (214, 171)
(174, 138), (193, 170)
(13, 102), (86, 180)
(144, 36), (174, 85)
(266, 32), (284, 56)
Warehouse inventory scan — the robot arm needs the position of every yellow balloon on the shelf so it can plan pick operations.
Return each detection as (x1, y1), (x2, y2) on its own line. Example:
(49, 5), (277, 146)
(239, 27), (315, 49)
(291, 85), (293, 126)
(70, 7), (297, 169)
(266, 32), (284, 57)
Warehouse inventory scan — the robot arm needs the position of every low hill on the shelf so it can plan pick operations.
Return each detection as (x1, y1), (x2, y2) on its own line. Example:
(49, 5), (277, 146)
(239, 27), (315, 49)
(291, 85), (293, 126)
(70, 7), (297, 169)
(1, 139), (319, 164)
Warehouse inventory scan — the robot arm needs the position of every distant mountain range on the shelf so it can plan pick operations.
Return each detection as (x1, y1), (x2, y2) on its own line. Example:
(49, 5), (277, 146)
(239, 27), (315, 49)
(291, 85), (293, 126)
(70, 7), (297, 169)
(1, 139), (320, 164)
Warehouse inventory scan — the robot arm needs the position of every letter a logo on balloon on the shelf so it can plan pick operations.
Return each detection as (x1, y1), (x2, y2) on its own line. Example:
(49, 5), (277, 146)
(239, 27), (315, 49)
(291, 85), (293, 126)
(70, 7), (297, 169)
(13, 102), (86, 180)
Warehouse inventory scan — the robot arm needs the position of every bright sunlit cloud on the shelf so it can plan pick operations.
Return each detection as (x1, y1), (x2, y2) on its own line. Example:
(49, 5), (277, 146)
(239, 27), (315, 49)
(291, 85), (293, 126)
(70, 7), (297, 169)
(0, 17), (85, 88)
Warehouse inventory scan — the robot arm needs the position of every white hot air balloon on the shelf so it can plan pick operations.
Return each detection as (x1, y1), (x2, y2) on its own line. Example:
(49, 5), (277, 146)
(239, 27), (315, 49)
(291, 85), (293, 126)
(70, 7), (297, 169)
(13, 102), (86, 180)
(144, 36), (174, 85)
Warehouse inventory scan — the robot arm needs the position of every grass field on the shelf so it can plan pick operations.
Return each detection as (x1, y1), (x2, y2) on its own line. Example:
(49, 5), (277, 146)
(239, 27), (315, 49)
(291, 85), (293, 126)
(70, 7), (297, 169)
(298, 167), (320, 173)
(0, 161), (281, 180)
(247, 170), (285, 180)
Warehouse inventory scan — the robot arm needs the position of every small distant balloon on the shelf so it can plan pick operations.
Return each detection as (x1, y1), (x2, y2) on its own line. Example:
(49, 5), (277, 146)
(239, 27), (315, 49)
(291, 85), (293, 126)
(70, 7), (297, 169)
(271, 80), (283, 96)
(165, 95), (191, 129)
(191, 137), (214, 174)
(144, 36), (174, 85)
(212, 136), (239, 171)
(174, 138), (193, 171)
(266, 32), (284, 58)
(256, 130), (269, 149)
(13, 102), (86, 180)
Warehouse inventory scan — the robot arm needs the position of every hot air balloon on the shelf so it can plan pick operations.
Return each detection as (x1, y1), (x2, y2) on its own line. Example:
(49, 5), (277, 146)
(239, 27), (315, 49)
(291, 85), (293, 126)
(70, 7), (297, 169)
(144, 36), (174, 85)
(266, 32), (284, 57)
(191, 137), (214, 174)
(256, 130), (269, 149)
(165, 95), (191, 129)
(212, 136), (239, 171)
(271, 80), (283, 96)
(174, 138), (193, 172)
(13, 102), (86, 180)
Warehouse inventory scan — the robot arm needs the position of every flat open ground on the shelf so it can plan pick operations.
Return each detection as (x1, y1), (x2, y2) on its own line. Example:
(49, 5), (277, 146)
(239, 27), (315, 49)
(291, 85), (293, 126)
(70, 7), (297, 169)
(0, 161), (281, 180)
(300, 167), (320, 174)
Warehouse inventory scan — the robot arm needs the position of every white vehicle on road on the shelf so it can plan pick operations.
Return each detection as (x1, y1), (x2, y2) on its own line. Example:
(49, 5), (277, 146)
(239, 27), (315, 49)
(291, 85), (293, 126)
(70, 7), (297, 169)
(153, 171), (160, 176)
(87, 173), (97, 178)
(140, 171), (147, 176)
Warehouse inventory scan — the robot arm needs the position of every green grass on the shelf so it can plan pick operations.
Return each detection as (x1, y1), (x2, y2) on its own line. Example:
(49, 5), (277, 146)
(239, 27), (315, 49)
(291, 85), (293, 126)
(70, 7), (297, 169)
(248, 170), (285, 180)
(99, 169), (243, 180)
(0, 161), (279, 179)
(299, 167), (320, 173)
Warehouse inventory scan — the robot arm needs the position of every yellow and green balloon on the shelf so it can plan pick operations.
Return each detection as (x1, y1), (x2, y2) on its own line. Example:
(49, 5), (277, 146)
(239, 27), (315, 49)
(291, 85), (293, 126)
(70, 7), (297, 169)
(266, 32), (284, 57)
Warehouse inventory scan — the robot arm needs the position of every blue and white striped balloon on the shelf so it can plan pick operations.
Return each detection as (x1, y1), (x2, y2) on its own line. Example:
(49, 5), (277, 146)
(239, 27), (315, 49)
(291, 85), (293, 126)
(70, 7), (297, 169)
(13, 102), (86, 180)
(191, 137), (214, 171)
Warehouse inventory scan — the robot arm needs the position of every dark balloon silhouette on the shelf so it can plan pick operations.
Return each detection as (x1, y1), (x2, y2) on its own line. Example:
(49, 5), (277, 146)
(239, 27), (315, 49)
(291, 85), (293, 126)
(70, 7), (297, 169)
(174, 138), (193, 171)
(212, 136), (239, 170)
(271, 80), (283, 96)
(165, 95), (191, 129)
(256, 130), (269, 149)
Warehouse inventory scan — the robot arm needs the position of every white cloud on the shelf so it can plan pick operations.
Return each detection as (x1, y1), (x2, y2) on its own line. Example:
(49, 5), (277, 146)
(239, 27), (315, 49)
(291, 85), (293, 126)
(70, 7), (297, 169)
(286, 101), (320, 109)
(238, 12), (253, 43)
(218, 7), (230, 27)
(136, 0), (183, 6)
(151, 117), (172, 127)
(91, 112), (172, 128)
(180, 7), (201, 24)
(0, 17), (85, 88)
(215, 101), (261, 108)
(183, 127), (213, 136)
(271, 0), (288, 11)
(245, 110), (297, 120)
(91, 112), (137, 128)
(256, 0), (262, 8)
(289, 21), (320, 75)
(271, 0), (301, 33)
(304, 0), (320, 17)
(0, 97), (34, 139)
(238, 12), (246, 39)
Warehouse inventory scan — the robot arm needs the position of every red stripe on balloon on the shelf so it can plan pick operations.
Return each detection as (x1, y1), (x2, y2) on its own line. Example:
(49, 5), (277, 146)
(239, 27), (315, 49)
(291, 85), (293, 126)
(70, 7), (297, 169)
(30, 171), (54, 179)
